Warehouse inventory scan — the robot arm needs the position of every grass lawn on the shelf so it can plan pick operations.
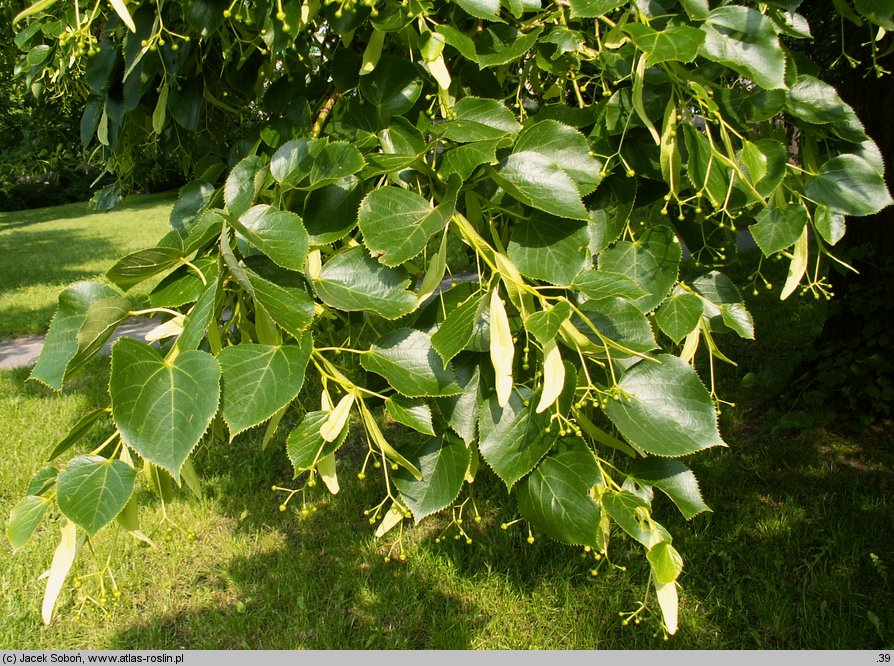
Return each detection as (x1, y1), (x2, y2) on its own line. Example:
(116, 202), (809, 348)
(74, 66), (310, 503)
(0, 193), (174, 337)
(0, 201), (892, 648)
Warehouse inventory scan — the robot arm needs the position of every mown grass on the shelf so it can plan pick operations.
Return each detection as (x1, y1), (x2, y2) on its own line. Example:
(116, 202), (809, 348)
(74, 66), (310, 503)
(0, 210), (892, 648)
(0, 193), (174, 337)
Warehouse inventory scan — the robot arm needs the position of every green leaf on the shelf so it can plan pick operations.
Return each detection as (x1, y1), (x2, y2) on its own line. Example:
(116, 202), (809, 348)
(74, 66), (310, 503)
(7, 496), (49, 551)
(303, 177), (364, 245)
(184, 210), (225, 255)
(474, 25), (543, 68)
(628, 458), (711, 520)
(435, 25), (478, 62)
(513, 120), (602, 195)
(524, 301), (571, 346)
(751, 139), (788, 198)
(287, 411), (349, 473)
(385, 395), (436, 435)
(225, 156), (267, 218)
(169, 77), (202, 131)
(700, 6), (786, 91)
(814, 205), (846, 246)
(32, 282), (129, 390)
(440, 97), (522, 143)
(110, 339), (220, 480)
(46, 407), (109, 461)
(219, 338), (312, 437)
(750, 204), (808, 256)
(599, 226), (681, 313)
(571, 297), (658, 355)
(170, 181), (216, 234)
(572, 270), (648, 302)
(478, 387), (553, 489)
(648, 541), (684, 584)
(150, 257), (219, 309)
(517, 438), (603, 548)
(184, 0), (226, 36)
(107, 247), (182, 290)
(314, 247), (417, 319)
(567, 0), (624, 20)
(394, 436), (470, 521)
(417, 232), (449, 304)
(27, 44), (52, 68)
(655, 293), (703, 344)
(230, 205), (308, 272)
(432, 292), (486, 364)
(440, 138), (505, 180)
(177, 277), (219, 352)
(358, 185), (457, 267)
(247, 268), (314, 338)
(451, 0), (501, 20)
(605, 355), (726, 458)
(624, 24), (705, 66)
(363, 153), (421, 176)
(784, 76), (866, 143)
(601, 490), (653, 546)
(359, 56), (423, 117)
(309, 141), (366, 189)
(361, 328), (463, 397)
(438, 357), (481, 444)
(508, 216), (590, 286)
(56, 455), (135, 536)
(270, 138), (319, 185)
(492, 152), (589, 220)
(27, 467), (59, 497)
(689, 271), (753, 338)
(690, 271), (744, 309)
(720, 303), (754, 339)
(854, 0), (894, 28)
(805, 154), (893, 217)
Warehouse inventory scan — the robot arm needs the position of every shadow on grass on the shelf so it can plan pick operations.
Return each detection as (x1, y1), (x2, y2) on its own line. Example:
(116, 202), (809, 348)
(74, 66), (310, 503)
(0, 228), (121, 290)
(107, 434), (490, 649)
(0, 193), (178, 233)
(675, 418), (894, 648)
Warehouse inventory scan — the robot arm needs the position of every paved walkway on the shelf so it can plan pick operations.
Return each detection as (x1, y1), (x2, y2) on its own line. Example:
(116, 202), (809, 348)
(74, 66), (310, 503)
(0, 318), (158, 370)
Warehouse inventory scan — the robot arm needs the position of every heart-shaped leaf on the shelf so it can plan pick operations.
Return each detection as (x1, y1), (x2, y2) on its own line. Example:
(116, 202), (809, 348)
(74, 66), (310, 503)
(605, 355), (726, 458)
(220, 337), (312, 438)
(508, 215), (590, 286)
(56, 455), (136, 536)
(478, 387), (553, 489)
(361, 328), (463, 397)
(110, 338), (220, 479)
(385, 395), (435, 435)
(359, 56), (423, 118)
(32, 282), (130, 390)
(6, 495), (50, 551)
(492, 152), (589, 221)
(599, 226), (681, 313)
(517, 438), (603, 547)
(230, 205), (309, 272)
(314, 247), (417, 319)
(394, 436), (470, 521)
(358, 185), (457, 267)
(287, 410), (350, 473)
